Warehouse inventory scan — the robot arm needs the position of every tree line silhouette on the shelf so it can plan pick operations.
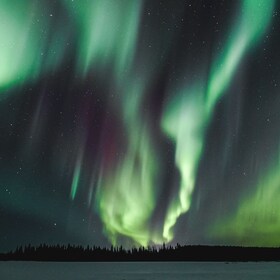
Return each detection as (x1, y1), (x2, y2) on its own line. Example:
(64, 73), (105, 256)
(1, 243), (280, 262)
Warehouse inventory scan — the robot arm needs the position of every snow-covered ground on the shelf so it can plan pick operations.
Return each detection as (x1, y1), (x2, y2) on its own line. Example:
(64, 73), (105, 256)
(0, 261), (279, 279)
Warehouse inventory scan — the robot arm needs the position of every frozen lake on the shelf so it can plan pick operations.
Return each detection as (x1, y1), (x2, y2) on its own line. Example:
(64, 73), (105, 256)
(0, 261), (279, 279)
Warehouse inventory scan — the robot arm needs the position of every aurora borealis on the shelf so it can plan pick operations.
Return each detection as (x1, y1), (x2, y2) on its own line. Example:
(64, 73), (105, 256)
(0, 0), (280, 251)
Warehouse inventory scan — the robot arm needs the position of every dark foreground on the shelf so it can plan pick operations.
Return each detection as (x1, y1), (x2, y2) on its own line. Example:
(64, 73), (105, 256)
(2, 245), (280, 261)
(0, 261), (280, 280)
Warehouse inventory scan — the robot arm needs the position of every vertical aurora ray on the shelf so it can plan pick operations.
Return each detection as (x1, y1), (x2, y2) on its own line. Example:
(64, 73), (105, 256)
(64, 0), (159, 245)
(69, 130), (87, 201)
(70, 154), (83, 201)
(96, 129), (158, 246)
(162, 86), (206, 241)
(61, 0), (162, 246)
(96, 77), (161, 246)
(0, 0), (67, 92)
(61, 0), (155, 245)
(63, 0), (142, 82)
(161, 0), (275, 242)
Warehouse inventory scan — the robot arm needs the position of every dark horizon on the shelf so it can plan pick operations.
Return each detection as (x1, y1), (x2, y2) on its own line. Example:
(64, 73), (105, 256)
(2, 243), (280, 262)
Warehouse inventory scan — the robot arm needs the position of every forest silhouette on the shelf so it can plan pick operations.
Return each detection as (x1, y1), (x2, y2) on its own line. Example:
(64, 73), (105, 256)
(1, 244), (280, 262)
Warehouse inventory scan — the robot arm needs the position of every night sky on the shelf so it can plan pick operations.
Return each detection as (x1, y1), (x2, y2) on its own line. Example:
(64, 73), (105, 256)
(0, 0), (280, 252)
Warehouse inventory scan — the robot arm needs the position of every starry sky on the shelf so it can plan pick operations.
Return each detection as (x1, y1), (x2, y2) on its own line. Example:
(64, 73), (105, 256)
(0, 0), (280, 252)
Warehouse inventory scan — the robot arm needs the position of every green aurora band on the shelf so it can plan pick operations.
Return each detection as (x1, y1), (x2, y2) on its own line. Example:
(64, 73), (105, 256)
(68, 0), (275, 245)
(210, 152), (280, 247)
(65, 0), (161, 245)
(161, 0), (275, 242)
(0, 0), (66, 92)
(0, 0), (277, 248)
(63, 0), (141, 83)
(95, 70), (163, 246)
(96, 121), (159, 246)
